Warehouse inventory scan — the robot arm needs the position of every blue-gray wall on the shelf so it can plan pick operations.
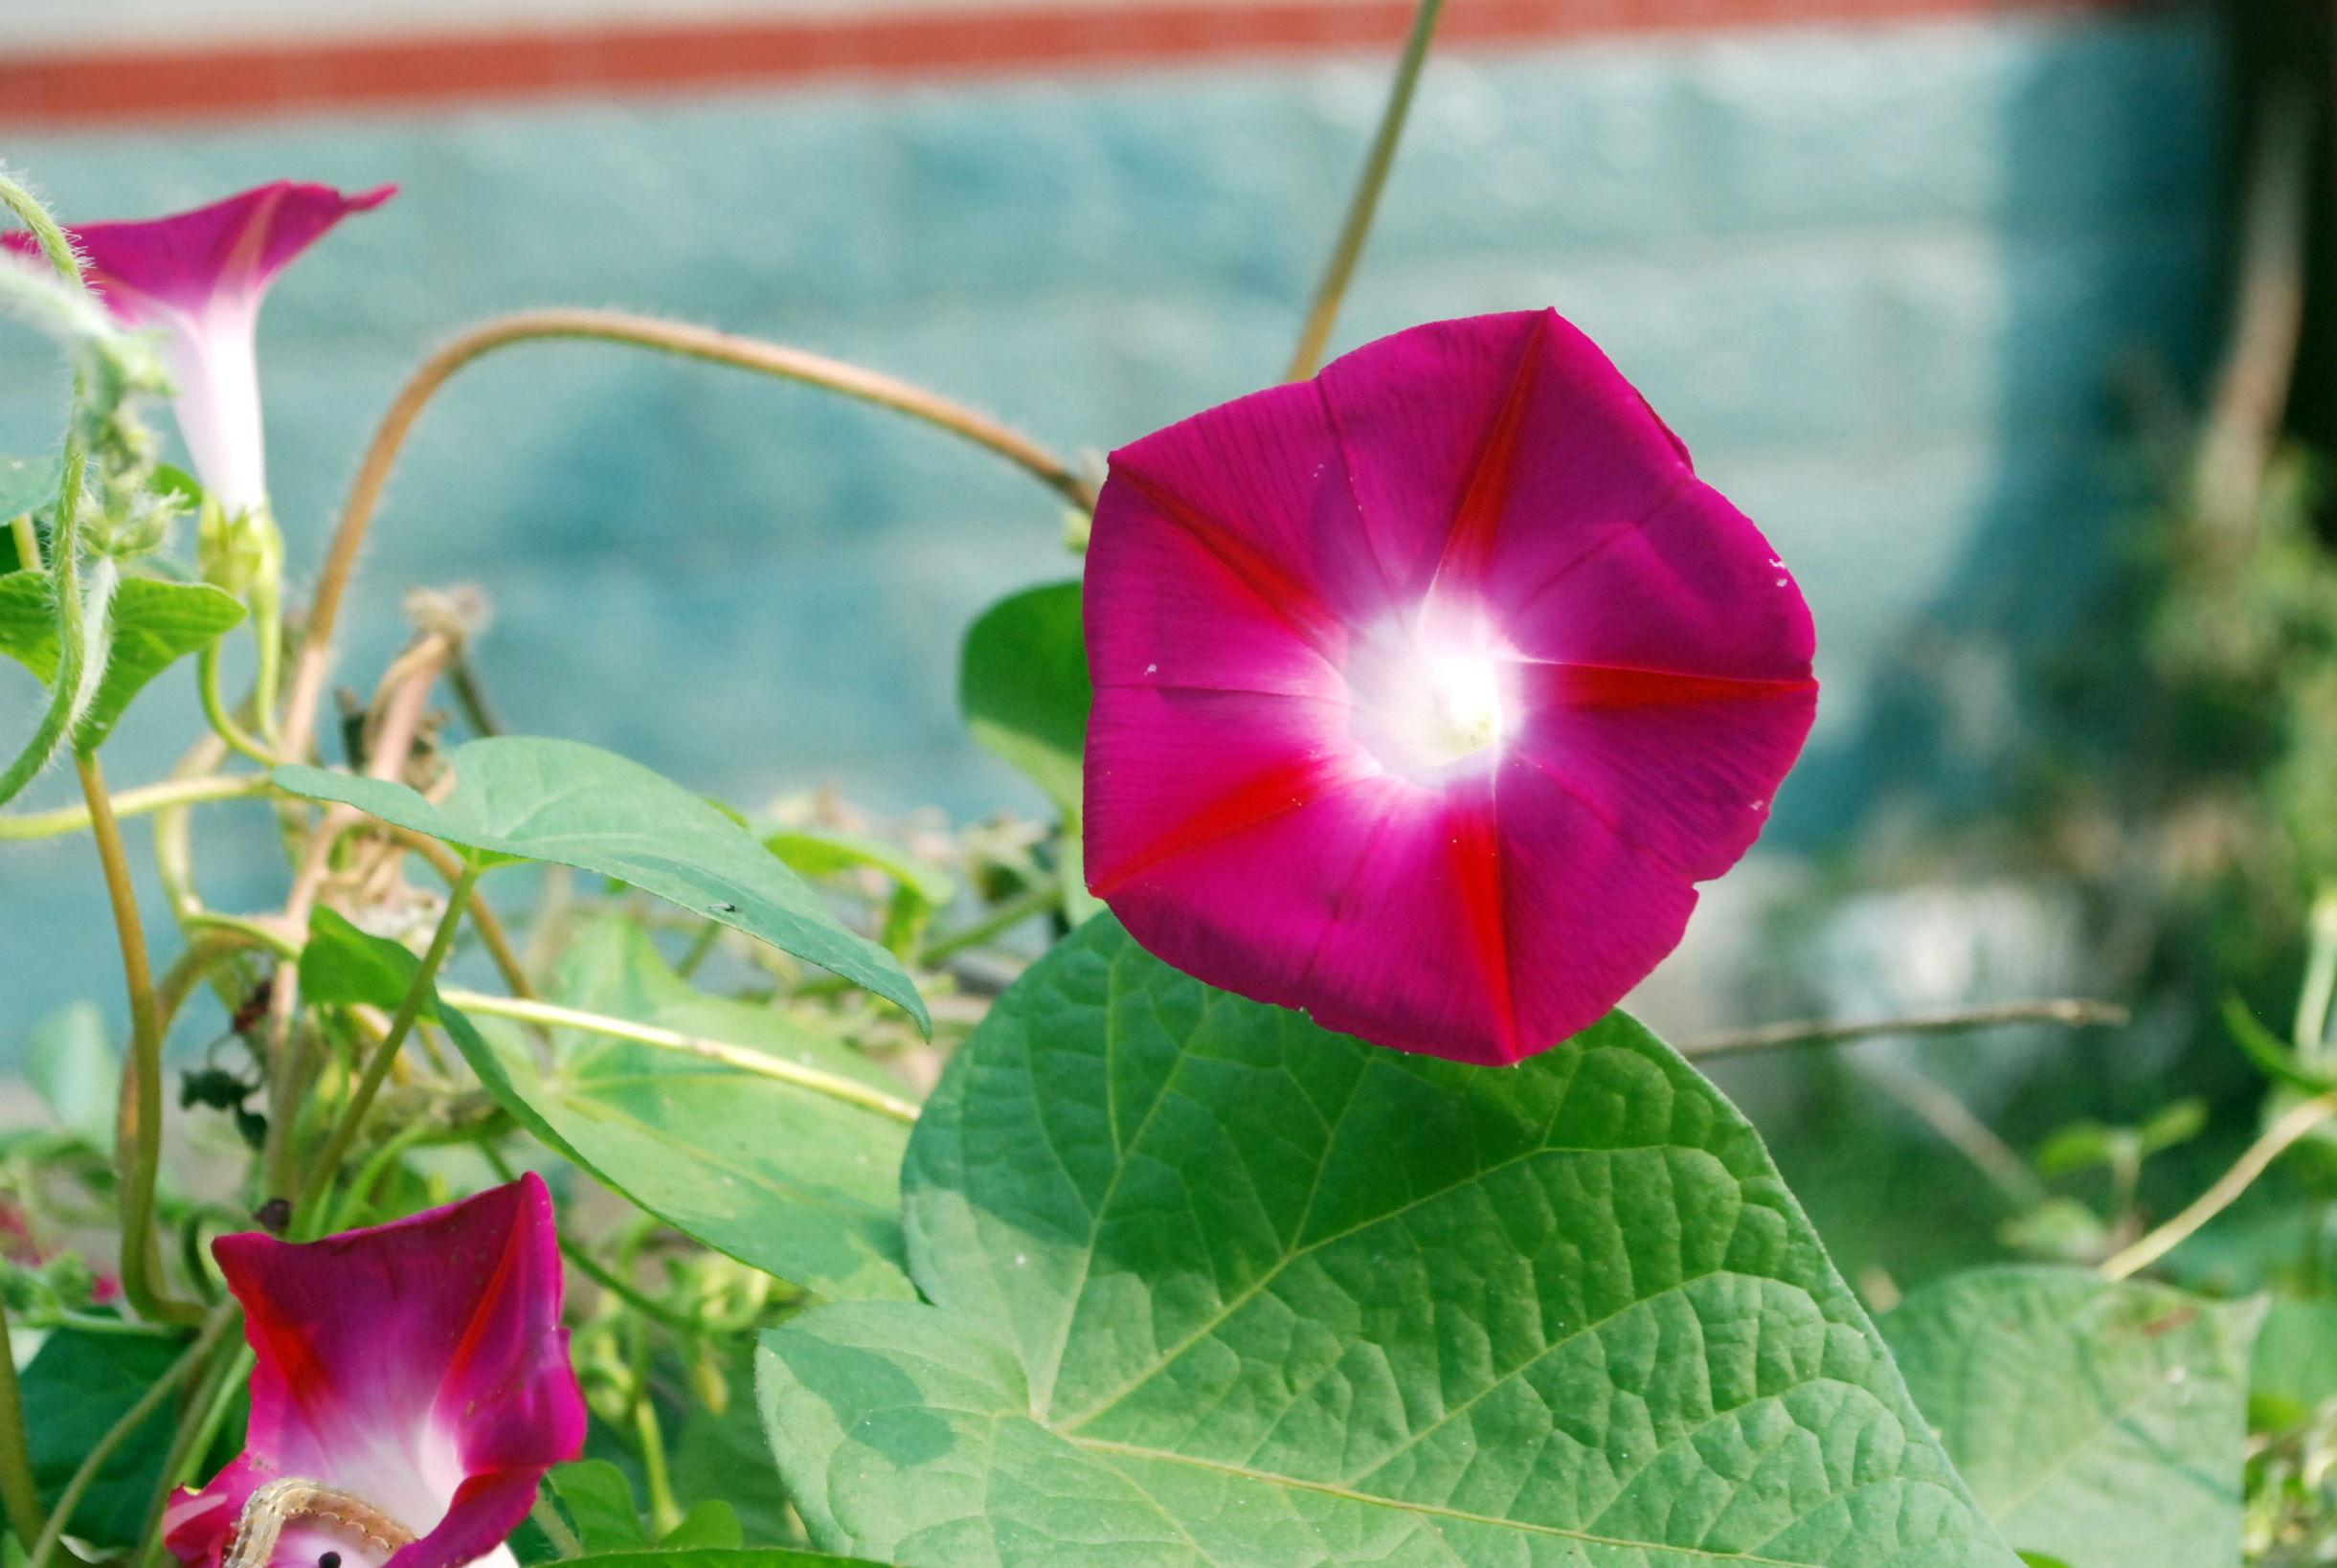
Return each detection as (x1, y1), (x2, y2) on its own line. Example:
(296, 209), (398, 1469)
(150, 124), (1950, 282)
(0, 11), (2222, 1041)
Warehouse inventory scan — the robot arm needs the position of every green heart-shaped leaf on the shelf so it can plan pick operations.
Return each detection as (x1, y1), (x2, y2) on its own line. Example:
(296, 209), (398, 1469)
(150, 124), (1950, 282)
(1885, 1266), (2263, 1568)
(758, 917), (2015, 1566)
(959, 579), (1089, 819)
(274, 737), (926, 1032)
(0, 572), (244, 750)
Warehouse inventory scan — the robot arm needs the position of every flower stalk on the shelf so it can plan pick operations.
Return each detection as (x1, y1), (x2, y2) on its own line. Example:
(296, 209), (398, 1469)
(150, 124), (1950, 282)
(1285, 0), (1448, 381)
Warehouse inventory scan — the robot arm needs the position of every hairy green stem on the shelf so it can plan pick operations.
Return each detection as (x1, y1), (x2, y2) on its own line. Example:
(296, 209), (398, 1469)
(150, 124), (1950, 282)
(1285, 0), (1448, 380)
(0, 440), (91, 810)
(0, 170), (83, 284)
(0, 1305), (47, 1549)
(29, 1306), (235, 1568)
(8, 516), (37, 571)
(81, 751), (207, 1326)
(291, 866), (480, 1235)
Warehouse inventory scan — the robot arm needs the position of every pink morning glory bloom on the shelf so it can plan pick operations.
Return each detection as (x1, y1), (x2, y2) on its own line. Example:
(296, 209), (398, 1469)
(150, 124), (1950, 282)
(5, 181), (393, 519)
(164, 1176), (584, 1568)
(1083, 309), (1818, 1064)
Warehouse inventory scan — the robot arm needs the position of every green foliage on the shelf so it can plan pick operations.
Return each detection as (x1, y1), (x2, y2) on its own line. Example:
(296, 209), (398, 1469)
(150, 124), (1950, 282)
(1885, 1266), (2264, 1568)
(274, 736), (928, 1032)
(0, 571), (244, 750)
(959, 579), (1089, 818)
(23, 1326), (186, 1547)
(443, 918), (916, 1301)
(553, 1459), (655, 1550)
(23, 1001), (116, 1149)
(561, 1553), (883, 1566)
(758, 917), (2014, 1566)
(300, 907), (443, 1020)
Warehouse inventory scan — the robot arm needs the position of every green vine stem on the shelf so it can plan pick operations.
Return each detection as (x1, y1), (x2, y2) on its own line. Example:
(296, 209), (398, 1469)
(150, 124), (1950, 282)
(28, 1305), (236, 1568)
(0, 440), (93, 810)
(290, 865), (481, 1236)
(276, 309), (1099, 775)
(1285, 0), (1449, 381)
(135, 1333), (249, 1564)
(0, 770), (269, 841)
(81, 750), (208, 1326)
(2101, 1088), (2337, 1281)
(0, 169), (82, 283)
(0, 173), (97, 812)
(196, 641), (277, 767)
(0, 1304), (47, 1549)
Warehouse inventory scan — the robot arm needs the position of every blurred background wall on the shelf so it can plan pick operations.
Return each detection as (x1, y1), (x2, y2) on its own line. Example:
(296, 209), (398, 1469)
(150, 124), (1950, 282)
(0, 0), (2223, 1040)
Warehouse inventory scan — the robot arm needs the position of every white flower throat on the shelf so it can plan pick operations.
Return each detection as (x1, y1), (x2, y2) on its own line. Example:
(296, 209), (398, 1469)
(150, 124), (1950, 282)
(1349, 624), (1512, 776)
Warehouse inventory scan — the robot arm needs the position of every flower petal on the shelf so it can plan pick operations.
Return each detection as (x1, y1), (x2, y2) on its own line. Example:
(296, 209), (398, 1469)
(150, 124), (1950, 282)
(29, 181), (395, 323)
(1108, 367), (1400, 641)
(167, 1176), (581, 1566)
(1508, 662), (1819, 881)
(1318, 309), (1692, 607)
(1085, 470), (1350, 702)
(1494, 480), (1816, 679)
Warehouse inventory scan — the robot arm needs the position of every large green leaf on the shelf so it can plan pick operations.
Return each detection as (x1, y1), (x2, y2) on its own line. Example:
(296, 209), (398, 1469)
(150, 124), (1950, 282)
(274, 737), (926, 1032)
(757, 917), (2013, 1566)
(1884, 1266), (2263, 1568)
(25, 1326), (187, 1546)
(0, 571), (245, 750)
(442, 918), (915, 1301)
(563, 1553), (884, 1566)
(959, 580), (1089, 818)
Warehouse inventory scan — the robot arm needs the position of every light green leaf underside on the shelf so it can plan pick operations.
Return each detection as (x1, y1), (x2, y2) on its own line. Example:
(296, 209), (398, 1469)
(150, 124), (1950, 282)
(445, 919), (914, 1302)
(1884, 1266), (2263, 1568)
(274, 736), (926, 1033)
(0, 572), (245, 750)
(959, 578), (1090, 819)
(0, 456), (56, 520)
(759, 917), (2014, 1567)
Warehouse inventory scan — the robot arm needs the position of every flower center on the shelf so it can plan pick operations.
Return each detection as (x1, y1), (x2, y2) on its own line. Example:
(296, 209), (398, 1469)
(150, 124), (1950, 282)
(1350, 635), (1511, 775)
(225, 1479), (417, 1567)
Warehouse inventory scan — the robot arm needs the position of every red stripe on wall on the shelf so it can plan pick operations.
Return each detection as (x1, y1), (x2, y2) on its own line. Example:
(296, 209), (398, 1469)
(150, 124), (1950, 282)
(0, 0), (2146, 127)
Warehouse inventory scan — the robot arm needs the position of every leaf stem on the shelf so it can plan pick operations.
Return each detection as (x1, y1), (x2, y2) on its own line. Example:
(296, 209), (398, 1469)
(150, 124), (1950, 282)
(1285, 0), (1448, 381)
(438, 986), (920, 1124)
(0, 771), (270, 841)
(28, 1304), (236, 1568)
(0, 1304), (47, 1550)
(80, 751), (208, 1327)
(2100, 1090), (2337, 1281)
(291, 864), (480, 1236)
(1681, 997), (2129, 1059)
(278, 309), (1095, 773)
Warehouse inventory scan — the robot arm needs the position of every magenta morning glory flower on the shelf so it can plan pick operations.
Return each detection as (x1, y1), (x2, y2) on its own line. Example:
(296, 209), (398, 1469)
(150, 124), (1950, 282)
(1083, 309), (1817, 1065)
(164, 1176), (584, 1567)
(4, 180), (393, 519)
